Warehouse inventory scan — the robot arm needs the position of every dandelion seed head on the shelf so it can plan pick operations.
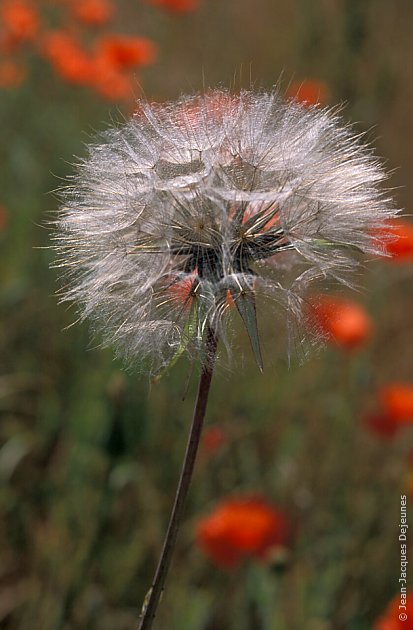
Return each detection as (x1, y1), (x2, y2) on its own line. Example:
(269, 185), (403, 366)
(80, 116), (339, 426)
(53, 88), (398, 373)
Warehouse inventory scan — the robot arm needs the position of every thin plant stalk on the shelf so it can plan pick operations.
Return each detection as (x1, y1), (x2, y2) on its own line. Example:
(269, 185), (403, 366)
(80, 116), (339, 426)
(138, 327), (218, 630)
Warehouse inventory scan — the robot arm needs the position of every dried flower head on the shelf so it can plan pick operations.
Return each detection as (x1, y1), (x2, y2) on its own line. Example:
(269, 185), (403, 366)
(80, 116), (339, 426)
(53, 88), (397, 373)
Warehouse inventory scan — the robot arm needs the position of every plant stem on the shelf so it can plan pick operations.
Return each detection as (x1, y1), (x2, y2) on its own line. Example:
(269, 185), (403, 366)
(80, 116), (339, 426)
(137, 327), (218, 630)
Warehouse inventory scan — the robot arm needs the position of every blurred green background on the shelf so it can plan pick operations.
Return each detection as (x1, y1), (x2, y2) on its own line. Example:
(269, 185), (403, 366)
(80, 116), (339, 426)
(1, 0), (413, 628)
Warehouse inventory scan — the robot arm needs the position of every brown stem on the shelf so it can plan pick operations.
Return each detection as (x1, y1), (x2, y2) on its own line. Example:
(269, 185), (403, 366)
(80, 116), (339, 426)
(137, 327), (218, 630)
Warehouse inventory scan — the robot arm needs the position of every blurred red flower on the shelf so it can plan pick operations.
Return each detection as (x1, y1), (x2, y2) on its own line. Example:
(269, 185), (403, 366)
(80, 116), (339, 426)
(308, 295), (373, 351)
(202, 426), (226, 455)
(0, 0), (199, 97)
(92, 64), (135, 101)
(71, 0), (115, 27)
(41, 31), (139, 99)
(373, 592), (413, 629)
(1, 0), (40, 44)
(286, 79), (329, 106)
(363, 412), (400, 438)
(42, 31), (94, 85)
(375, 219), (413, 262)
(364, 383), (413, 439)
(41, 31), (76, 63)
(168, 91), (239, 130)
(146, 0), (200, 13)
(196, 497), (289, 568)
(95, 35), (158, 69)
(379, 383), (413, 424)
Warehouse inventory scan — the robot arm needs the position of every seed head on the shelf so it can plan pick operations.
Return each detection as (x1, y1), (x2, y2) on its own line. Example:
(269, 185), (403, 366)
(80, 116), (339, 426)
(53, 88), (397, 373)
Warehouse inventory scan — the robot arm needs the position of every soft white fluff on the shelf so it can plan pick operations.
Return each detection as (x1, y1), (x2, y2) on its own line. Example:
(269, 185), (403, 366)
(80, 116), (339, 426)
(53, 89), (396, 372)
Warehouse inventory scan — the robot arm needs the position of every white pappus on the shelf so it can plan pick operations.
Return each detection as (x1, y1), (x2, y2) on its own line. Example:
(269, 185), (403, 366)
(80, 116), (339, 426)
(53, 88), (397, 373)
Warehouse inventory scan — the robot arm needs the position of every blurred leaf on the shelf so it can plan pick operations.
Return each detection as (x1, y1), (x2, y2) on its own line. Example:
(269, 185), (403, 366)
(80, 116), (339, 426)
(0, 435), (34, 481)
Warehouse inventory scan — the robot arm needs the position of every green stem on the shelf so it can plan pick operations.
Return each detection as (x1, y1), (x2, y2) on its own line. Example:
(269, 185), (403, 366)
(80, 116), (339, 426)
(138, 327), (218, 630)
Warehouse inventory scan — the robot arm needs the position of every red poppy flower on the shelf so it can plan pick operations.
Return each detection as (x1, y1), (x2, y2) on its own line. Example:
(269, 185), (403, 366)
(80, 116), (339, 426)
(95, 35), (157, 69)
(373, 592), (413, 629)
(364, 384), (413, 439)
(92, 64), (135, 102)
(286, 80), (329, 106)
(41, 31), (75, 62)
(1, 0), (39, 44)
(307, 295), (373, 351)
(375, 219), (413, 262)
(57, 53), (94, 85)
(379, 384), (413, 424)
(71, 0), (114, 27)
(196, 497), (289, 568)
(42, 32), (94, 85)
